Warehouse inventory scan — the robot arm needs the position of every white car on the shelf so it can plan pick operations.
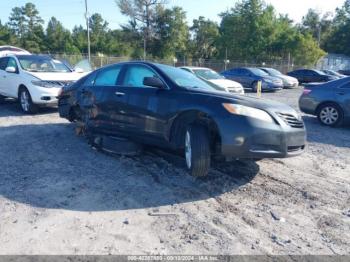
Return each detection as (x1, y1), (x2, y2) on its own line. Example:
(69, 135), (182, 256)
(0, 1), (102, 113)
(0, 54), (88, 114)
(180, 66), (244, 94)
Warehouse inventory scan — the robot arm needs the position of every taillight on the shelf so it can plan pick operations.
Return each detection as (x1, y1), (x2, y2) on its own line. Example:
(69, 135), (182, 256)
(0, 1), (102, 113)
(303, 89), (312, 95)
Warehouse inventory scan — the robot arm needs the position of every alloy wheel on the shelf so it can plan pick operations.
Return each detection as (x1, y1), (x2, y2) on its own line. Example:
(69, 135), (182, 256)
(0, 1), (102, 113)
(20, 91), (30, 112)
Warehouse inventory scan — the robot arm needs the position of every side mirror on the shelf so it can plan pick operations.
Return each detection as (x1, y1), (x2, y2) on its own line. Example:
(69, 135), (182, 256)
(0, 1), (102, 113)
(5, 66), (17, 73)
(143, 77), (165, 89)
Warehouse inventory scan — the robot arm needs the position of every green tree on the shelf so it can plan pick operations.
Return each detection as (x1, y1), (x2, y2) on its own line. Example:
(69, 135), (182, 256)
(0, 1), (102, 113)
(190, 16), (219, 59)
(323, 0), (350, 56)
(0, 20), (17, 46)
(218, 0), (325, 65)
(72, 25), (88, 54)
(153, 6), (189, 59)
(7, 3), (45, 53)
(46, 17), (79, 54)
(89, 13), (109, 54)
(300, 9), (333, 48)
(116, 0), (167, 58)
(219, 0), (276, 61)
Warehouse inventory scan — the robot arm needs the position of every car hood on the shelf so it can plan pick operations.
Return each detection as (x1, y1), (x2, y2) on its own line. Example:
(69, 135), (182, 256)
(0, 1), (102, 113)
(26, 71), (88, 81)
(189, 88), (299, 115)
(209, 79), (242, 88)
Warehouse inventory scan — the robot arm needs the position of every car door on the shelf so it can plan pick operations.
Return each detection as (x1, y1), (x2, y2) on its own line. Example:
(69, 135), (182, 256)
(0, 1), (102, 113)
(0, 57), (9, 96)
(79, 64), (126, 134)
(116, 64), (168, 140)
(2, 57), (21, 97)
(240, 69), (253, 87)
(334, 81), (350, 115)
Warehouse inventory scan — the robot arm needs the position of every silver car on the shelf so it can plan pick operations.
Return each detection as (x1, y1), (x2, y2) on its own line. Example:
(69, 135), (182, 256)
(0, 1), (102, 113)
(260, 67), (299, 88)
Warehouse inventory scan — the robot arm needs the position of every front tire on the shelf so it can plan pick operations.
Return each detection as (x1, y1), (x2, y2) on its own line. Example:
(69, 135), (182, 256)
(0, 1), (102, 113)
(185, 125), (211, 177)
(19, 88), (38, 114)
(317, 103), (343, 127)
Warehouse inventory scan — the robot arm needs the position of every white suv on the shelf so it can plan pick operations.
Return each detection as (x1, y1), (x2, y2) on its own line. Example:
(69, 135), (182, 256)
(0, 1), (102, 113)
(0, 54), (88, 114)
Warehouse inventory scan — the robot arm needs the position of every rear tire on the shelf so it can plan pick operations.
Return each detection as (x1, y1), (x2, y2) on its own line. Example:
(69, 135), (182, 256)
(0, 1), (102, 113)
(18, 88), (38, 114)
(185, 124), (211, 177)
(317, 103), (343, 127)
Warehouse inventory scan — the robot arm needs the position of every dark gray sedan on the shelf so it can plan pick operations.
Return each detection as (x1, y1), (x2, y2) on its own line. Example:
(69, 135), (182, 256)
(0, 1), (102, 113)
(299, 77), (350, 127)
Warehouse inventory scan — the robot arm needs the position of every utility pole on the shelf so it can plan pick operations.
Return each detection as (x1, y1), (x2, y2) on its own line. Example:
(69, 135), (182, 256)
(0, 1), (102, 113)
(85, 0), (91, 63)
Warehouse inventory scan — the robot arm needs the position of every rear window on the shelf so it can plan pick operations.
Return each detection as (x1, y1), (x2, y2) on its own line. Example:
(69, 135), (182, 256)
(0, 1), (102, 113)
(94, 65), (122, 86)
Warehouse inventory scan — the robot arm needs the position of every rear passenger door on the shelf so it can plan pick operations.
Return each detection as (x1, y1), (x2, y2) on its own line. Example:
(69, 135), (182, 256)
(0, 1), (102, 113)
(79, 64), (125, 133)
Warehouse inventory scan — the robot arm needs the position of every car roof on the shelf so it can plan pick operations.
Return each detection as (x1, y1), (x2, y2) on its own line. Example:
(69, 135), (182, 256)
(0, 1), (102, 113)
(180, 66), (211, 70)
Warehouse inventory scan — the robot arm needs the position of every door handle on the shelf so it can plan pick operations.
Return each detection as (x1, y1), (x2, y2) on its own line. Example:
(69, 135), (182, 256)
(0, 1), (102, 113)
(115, 92), (125, 97)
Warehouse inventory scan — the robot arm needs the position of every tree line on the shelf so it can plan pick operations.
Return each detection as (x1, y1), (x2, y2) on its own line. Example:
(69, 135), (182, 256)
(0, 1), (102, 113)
(0, 0), (350, 66)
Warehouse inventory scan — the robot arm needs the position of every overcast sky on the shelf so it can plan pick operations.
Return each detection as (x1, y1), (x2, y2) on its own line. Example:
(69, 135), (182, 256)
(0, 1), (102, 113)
(0, 0), (346, 30)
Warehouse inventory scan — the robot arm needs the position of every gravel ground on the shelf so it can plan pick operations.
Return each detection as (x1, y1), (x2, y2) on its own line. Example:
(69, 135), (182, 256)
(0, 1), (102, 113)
(0, 88), (349, 255)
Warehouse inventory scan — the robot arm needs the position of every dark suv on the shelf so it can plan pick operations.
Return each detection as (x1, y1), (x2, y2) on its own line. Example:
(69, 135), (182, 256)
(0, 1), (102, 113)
(59, 62), (306, 177)
(287, 69), (338, 83)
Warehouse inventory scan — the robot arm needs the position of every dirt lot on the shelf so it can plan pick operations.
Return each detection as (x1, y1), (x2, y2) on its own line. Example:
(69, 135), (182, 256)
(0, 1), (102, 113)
(0, 88), (349, 255)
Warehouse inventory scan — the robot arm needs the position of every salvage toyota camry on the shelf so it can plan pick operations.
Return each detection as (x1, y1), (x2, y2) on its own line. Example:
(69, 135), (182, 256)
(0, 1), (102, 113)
(59, 62), (306, 177)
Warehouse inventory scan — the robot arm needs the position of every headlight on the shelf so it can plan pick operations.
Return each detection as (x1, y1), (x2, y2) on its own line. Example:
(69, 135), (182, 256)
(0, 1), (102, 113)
(31, 80), (61, 88)
(223, 103), (274, 123)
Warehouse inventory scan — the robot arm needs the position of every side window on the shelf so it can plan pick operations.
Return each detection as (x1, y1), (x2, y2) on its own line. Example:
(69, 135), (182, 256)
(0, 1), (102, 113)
(230, 69), (239, 75)
(123, 65), (158, 88)
(0, 58), (9, 71)
(83, 71), (98, 86)
(241, 69), (250, 76)
(7, 58), (18, 70)
(339, 81), (350, 89)
(94, 65), (122, 86)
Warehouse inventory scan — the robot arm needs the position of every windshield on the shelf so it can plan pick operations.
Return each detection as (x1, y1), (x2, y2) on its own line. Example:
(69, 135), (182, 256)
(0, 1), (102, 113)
(193, 69), (225, 80)
(314, 70), (326, 75)
(17, 55), (71, 73)
(324, 70), (342, 76)
(158, 64), (220, 91)
(249, 68), (269, 77)
(263, 68), (282, 76)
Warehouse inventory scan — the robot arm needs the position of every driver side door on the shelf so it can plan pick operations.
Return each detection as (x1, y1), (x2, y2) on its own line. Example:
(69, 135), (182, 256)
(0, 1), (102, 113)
(117, 64), (169, 141)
